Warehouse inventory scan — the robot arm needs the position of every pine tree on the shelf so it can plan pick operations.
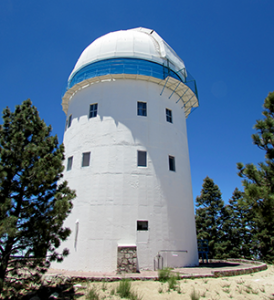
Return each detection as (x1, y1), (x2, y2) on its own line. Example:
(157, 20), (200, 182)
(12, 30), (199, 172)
(222, 188), (254, 259)
(0, 99), (76, 295)
(195, 176), (226, 259)
(237, 91), (274, 263)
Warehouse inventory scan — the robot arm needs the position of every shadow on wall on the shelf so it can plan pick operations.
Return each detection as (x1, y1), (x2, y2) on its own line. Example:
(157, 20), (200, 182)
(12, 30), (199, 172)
(65, 79), (198, 266)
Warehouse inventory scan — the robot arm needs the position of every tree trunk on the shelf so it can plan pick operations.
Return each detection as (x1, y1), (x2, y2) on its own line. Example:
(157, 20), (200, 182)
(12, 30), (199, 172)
(0, 239), (14, 294)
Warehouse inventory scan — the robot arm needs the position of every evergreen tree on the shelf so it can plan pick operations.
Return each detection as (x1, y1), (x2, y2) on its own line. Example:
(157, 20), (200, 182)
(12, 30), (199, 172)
(222, 188), (254, 259)
(237, 91), (274, 263)
(195, 176), (226, 259)
(0, 100), (76, 295)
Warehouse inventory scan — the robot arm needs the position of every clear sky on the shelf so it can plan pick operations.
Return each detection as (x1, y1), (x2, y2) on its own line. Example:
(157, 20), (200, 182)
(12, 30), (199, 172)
(0, 0), (273, 205)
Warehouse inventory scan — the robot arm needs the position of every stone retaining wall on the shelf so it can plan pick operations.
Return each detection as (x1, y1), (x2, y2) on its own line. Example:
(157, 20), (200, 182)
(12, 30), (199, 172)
(212, 259), (267, 278)
(117, 246), (137, 273)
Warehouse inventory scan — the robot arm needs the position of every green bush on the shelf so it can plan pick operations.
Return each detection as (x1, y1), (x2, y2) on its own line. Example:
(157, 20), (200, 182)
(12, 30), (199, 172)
(158, 268), (171, 282)
(168, 275), (178, 291)
(116, 279), (142, 299)
(116, 279), (131, 298)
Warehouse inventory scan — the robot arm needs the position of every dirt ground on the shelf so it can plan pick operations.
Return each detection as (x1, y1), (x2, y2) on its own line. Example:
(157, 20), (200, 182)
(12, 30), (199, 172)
(74, 265), (274, 300)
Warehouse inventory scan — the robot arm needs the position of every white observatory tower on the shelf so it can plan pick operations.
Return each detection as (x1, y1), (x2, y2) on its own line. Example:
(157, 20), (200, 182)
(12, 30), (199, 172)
(58, 28), (199, 272)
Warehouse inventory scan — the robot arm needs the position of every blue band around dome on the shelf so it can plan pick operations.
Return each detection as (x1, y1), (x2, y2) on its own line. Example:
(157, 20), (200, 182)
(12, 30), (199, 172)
(68, 58), (182, 89)
(67, 58), (198, 102)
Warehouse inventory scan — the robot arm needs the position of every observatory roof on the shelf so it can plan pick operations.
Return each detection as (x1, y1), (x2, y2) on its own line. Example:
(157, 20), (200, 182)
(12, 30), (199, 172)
(63, 28), (199, 118)
(69, 28), (186, 81)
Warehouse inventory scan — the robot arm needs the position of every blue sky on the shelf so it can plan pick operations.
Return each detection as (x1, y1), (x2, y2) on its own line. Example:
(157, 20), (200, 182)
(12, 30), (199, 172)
(0, 0), (273, 205)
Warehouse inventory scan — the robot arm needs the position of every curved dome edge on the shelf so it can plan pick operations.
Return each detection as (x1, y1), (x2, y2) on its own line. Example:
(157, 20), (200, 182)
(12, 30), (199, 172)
(68, 28), (187, 82)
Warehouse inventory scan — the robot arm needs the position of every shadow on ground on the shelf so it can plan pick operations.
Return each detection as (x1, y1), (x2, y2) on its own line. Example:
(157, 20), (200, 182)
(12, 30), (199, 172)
(197, 262), (241, 268)
(19, 282), (76, 300)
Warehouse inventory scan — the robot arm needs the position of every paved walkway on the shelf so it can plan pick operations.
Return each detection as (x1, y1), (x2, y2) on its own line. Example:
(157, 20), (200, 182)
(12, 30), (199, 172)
(46, 260), (267, 281)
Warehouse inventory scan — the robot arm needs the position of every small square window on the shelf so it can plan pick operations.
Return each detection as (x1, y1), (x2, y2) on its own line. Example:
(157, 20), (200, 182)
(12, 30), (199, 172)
(89, 103), (98, 118)
(67, 156), (73, 171)
(137, 102), (147, 116)
(138, 150), (147, 167)
(67, 115), (72, 128)
(137, 220), (148, 231)
(82, 152), (90, 167)
(169, 156), (175, 172)
(166, 109), (172, 123)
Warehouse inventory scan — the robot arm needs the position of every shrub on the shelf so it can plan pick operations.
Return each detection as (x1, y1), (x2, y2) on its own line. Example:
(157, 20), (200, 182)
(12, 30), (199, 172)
(168, 275), (178, 291)
(116, 279), (131, 298)
(158, 268), (171, 282)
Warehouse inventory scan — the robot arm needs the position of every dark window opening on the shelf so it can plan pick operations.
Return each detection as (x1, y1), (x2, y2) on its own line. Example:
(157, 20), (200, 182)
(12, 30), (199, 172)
(166, 108), (172, 123)
(68, 114), (72, 128)
(137, 102), (147, 116)
(137, 220), (148, 231)
(67, 156), (73, 171)
(138, 150), (147, 167)
(89, 103), (98, 118)
(82, 152), (90, 167)
(169, 156), (175, 172)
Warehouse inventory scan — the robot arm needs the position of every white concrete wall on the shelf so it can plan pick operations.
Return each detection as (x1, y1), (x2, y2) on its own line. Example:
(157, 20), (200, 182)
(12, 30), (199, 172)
(55, 79), (198, 272)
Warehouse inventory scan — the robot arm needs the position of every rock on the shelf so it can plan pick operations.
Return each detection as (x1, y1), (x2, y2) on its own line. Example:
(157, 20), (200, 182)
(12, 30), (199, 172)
(73, 284), (86, 288)
(49, 292), (59, 299)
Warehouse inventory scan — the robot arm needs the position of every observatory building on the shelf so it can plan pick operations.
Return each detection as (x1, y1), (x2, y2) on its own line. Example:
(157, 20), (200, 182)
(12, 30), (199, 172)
(58, 28), (199, 272)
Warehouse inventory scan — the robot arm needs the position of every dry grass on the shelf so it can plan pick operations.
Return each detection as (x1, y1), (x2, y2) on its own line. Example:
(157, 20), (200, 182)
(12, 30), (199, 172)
(71, 265), (274, 300)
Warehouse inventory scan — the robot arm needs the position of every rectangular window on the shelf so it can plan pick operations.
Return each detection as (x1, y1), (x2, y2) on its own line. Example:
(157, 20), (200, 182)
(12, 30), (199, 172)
(89, 103), (98, 118)
(169, 156), (175, 172)
(166, 108), (172, 123)
(137, 102), (147, 116)
(68, 114), (72, 128)
(138, 150), (147, 167)
(67, 156), (73, 171)
(137, 220), (148, 231)
(82, 152), (90, 167)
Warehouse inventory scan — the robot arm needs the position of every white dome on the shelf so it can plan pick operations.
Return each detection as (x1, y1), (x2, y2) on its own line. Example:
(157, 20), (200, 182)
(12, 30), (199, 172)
(69, 28), (186, 81)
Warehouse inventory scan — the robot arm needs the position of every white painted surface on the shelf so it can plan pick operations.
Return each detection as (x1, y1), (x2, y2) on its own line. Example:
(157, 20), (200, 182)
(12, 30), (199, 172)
(69, 28), (187, 81)
(55, 79), (198, 272)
